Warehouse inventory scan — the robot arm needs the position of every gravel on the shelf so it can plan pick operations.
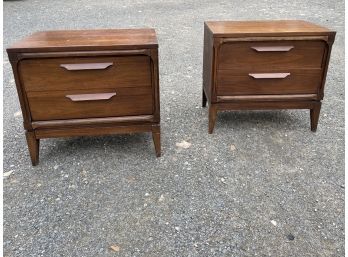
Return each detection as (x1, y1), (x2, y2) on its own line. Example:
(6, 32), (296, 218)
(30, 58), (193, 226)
(3, 0), (344, 256)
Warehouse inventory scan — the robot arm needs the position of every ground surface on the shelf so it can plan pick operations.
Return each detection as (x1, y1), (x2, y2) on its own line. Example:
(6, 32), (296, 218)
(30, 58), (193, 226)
(3, 0), (345, 256)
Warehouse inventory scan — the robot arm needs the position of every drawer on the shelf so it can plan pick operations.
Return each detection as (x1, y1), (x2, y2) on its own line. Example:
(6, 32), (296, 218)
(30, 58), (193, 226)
(19, 56), (152, 92)
(27, 87), (153, 121)
(217, 69), (322, 96)
(218, 40), (326, 70)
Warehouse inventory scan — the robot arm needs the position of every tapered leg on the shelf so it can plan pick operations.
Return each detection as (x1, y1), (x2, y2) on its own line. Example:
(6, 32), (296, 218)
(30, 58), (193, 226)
(208, 104), (217, 134)
(152, 125), (161, 157)
(202, 89), (207, 107)
(25, 131), (40, 166)
(310, 102), (321, 132)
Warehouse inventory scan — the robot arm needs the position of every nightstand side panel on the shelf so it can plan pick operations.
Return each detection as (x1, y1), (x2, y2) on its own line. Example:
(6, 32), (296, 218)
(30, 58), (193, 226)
(203, 24), (214, 103)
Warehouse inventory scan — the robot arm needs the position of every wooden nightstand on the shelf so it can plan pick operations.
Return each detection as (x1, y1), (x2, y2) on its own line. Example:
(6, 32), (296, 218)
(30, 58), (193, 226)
(202, 20), (336, 133)
(7, 29), (161, 165)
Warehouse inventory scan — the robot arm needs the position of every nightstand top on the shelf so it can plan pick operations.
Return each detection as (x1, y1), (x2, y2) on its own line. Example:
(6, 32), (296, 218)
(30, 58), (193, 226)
(7, 28), (158, 53)
(205, 20), (335, 38)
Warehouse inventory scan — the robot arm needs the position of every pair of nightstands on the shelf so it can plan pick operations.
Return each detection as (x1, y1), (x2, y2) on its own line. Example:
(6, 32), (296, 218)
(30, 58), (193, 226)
(7, 20), (335, 165)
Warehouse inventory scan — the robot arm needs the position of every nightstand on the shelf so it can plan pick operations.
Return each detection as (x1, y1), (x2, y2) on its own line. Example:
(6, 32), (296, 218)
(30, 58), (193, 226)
(7, 29), (161, 165)
(202, 20), (335, 133)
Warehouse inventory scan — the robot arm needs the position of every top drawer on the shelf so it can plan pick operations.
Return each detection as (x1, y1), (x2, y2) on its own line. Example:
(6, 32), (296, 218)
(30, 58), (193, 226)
(19, 55), (152, 92)
(218, 40), (326, 70)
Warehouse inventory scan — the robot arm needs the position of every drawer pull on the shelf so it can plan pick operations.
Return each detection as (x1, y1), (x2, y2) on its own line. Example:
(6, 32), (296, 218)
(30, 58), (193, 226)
(249, 73), (291, 79)
(66, 92), (116, 101)
(251, 46), (294, 52)
(60, 62), (113, 71)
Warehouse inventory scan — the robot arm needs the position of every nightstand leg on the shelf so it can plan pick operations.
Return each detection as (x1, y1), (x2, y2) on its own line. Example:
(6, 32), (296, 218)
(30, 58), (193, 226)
(152, 126), (161, 157)
(202, 89), (207, 107)
(25, 131), (40, 166)
(208, 104), (217, 134)
(310, 102), (321, 132)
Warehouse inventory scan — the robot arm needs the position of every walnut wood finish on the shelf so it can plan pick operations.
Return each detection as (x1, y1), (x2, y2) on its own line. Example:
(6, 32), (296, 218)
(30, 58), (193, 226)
(151, 125), (161, 157)
(7, 29), (158, 53)
(27, 87), (153, 120)
(218, 40), (326, 69)
(7, 29), (161, 165)
(217, 69), (322, 95)
(202, 20), (335, 133)
(310, 102), (322, 132)
(20, 56), (151, 92)
(31, 115), (155, 129)
(205, 20), (334, 37)
(25, 131), (39, 166)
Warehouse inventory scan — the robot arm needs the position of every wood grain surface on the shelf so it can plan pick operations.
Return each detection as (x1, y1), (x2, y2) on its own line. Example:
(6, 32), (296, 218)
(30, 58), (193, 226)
(7, 28), (158, 52)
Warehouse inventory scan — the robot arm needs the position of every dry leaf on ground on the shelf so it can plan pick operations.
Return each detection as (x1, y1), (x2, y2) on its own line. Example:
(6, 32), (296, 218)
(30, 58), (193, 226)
(110, 245), (120, 252)
(13, 111), (22, 117)
(230, 144), (236, 151)
(176, 140), (191, 149)
(158, 194), (165, 202)
(3, 170), (14, 177)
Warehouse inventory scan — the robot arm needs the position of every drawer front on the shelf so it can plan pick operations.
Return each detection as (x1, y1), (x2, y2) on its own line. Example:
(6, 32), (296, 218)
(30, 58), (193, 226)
(218, 41), (326, 70)
(20, 56), (152, 92)
(217, 69), (322, 96)
(27, 87), (153, 121)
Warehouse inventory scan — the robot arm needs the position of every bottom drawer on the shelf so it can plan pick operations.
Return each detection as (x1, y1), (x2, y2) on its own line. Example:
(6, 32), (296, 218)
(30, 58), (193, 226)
(27, 87), (153, 121)
(217, 69), (322, 95)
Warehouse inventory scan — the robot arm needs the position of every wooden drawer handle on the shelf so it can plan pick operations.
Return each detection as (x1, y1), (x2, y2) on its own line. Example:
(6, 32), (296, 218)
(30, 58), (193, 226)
(251, 46), (294, 52)
(249, 73), (291, 79)
(66, 92), (116, 101)
(60, 62), (113, 71)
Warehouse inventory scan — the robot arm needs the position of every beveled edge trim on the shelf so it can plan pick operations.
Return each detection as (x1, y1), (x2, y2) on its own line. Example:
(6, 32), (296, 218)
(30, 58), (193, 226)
(215, 100), (320, 111)
(17, 49), (151, 60)
(221, 36), (329, 43)
(32, 115), (155, 129)
(34, 124), (158, 139)
(217, 94), (318, 102)
(7, 43), (158, 53)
